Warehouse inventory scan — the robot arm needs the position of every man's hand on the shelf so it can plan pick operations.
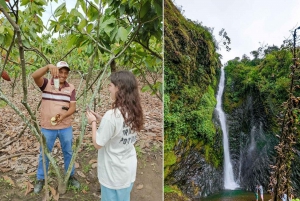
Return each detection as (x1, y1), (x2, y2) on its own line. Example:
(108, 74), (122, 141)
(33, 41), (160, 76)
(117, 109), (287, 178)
(48, 64), (59, 77)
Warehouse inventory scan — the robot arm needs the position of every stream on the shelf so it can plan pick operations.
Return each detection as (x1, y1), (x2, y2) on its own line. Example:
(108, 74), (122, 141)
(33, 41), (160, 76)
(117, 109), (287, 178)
(200, 189), (271, 201)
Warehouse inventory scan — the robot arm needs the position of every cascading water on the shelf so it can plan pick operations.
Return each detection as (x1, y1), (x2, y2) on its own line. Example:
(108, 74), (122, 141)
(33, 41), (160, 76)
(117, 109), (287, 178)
(216, 67), (239, 190)
(248, 126), (256, 152)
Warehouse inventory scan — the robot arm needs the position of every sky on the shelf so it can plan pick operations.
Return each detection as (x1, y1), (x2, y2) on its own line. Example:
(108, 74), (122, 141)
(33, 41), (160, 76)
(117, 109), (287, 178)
(174, 0), (300, 64)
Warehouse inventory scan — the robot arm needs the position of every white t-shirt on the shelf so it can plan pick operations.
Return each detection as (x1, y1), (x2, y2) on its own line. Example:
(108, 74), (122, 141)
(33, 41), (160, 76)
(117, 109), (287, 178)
(96, 108), (137, 189)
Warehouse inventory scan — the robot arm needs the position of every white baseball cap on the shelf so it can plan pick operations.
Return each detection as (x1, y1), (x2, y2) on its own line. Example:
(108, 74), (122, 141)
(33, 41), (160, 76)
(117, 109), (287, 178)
(56, 61), (70, 71)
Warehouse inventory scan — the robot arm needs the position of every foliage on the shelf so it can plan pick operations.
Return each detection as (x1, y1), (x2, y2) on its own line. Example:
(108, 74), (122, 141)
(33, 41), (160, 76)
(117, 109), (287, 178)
(0, 0), (162, 98)
(164, 185), (176, 193)
(164, 151), (177, 167)
(164, 185), (186, 197)
(0, 100), (6, 107)
(164, 2), (223, 190)
(164, 0), (220, 144)
(0, 0), (162, 197)
(224, 48), (293, 120)
(224, 42), (300, 199)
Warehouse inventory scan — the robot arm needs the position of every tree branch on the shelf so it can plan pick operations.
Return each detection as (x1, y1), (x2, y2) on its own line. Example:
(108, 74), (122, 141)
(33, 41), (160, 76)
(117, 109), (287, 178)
(24, 47), (50, 64)
(134, 39), (162, 60)
(59, 47), (76, 61)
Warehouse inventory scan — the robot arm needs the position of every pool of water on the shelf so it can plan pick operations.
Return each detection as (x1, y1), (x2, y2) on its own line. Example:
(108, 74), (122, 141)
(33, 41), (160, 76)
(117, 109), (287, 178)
(199, 189), (271, 201)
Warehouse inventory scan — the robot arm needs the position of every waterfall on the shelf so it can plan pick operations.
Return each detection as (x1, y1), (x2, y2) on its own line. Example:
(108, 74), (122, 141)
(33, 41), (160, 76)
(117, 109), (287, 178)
(249, 126), (256, 152)
(216, 67), (239, 190)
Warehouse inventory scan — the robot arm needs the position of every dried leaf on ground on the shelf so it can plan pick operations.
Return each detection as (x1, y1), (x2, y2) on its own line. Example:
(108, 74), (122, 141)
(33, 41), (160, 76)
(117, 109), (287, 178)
(136, 184), (144, 190)
(24, 181), (34, 196)
(88, 159), (97, 164)
(0, 167), (11, 172)
(92, 163), (97, 168)
(49, 185), (59, 201)
(77, 170), (86, 178)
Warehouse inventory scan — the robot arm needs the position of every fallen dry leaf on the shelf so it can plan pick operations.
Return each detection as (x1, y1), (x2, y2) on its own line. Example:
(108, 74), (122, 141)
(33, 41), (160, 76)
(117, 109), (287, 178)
(49, 185), (56, 197)
(49, 185), (59, 201)
(92, 163), (97, 169)
(24, 181), (34, 196)
(0, 167), (11, 173)
(77, 170), (86, 178)
(136, 184), (144, 190)
(88, 159), (97, 164)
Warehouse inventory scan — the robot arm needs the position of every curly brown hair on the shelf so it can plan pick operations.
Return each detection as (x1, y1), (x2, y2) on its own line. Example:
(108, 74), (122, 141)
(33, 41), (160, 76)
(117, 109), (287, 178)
(110, 70), (144, 132)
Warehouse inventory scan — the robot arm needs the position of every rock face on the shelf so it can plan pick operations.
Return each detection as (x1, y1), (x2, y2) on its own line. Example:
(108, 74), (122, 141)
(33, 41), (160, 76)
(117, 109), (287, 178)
(164, 0), (223, 198)
(225, 94), (277, 191)
(167, 139), (223, 198)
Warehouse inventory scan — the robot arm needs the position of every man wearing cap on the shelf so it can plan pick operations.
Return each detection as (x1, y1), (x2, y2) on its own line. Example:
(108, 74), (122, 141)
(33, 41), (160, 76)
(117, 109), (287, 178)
(31, 61), (80, 193)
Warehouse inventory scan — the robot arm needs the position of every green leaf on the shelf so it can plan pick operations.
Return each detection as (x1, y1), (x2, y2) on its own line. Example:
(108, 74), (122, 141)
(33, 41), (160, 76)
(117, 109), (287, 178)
(87, 2), (99, 21)
(117, 27), (128, 42)
(77, 19), (87, 31)
(153, 0), (162, 16)
(70, 8), (84, 20)
(119, 4), (125, 16)
(20, 0), (30, 6)
(34, 0), (47, 6)
(100, 17), (116, 30)
(104, 25), (114, 36)
(55, 24), (60, 32)
(78, 0), (87, 15)
(86, 43), (94, 56)
(140, 2), (150, 18)
(0, 26), (4, 34)
(22, 37), (30, 48)
(5, 27), (13, 38)
(110, 27), (118, 41)
(67, 35), (78, 49)
(0, 35), (4, 45)
(131, 68), (140, 76)
(106, 0), (113, 6)
(141, 85), (151, 92)
(86, 23), (94, 34)
(54, 2), (66, 17)
(0, 0), (7, 8)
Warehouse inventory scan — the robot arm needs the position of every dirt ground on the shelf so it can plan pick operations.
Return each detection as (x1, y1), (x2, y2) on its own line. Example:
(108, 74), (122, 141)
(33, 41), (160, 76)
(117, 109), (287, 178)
(0, 75), (163, 201)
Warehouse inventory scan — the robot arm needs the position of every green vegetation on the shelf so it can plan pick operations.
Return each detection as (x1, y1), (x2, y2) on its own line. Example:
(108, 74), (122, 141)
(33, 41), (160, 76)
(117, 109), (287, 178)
(0, 100), (6, 108)
(0, 0), (162, 196)
(164, 0), (220, 146)
(224, 47), (296, 127)
(164, 185), (176, 193)
(224, 44), (300, 199)
(164, 0), (223, 196)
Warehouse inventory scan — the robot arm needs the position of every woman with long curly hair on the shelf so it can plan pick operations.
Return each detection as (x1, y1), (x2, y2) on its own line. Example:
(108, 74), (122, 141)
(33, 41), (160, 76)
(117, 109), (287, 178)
(86, 70), (144, 201)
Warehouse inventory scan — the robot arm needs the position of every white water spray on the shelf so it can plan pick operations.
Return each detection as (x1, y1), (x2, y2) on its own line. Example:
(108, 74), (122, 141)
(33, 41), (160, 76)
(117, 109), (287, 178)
(249, 126), (256, 152)
(216, 67), (239, 190)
